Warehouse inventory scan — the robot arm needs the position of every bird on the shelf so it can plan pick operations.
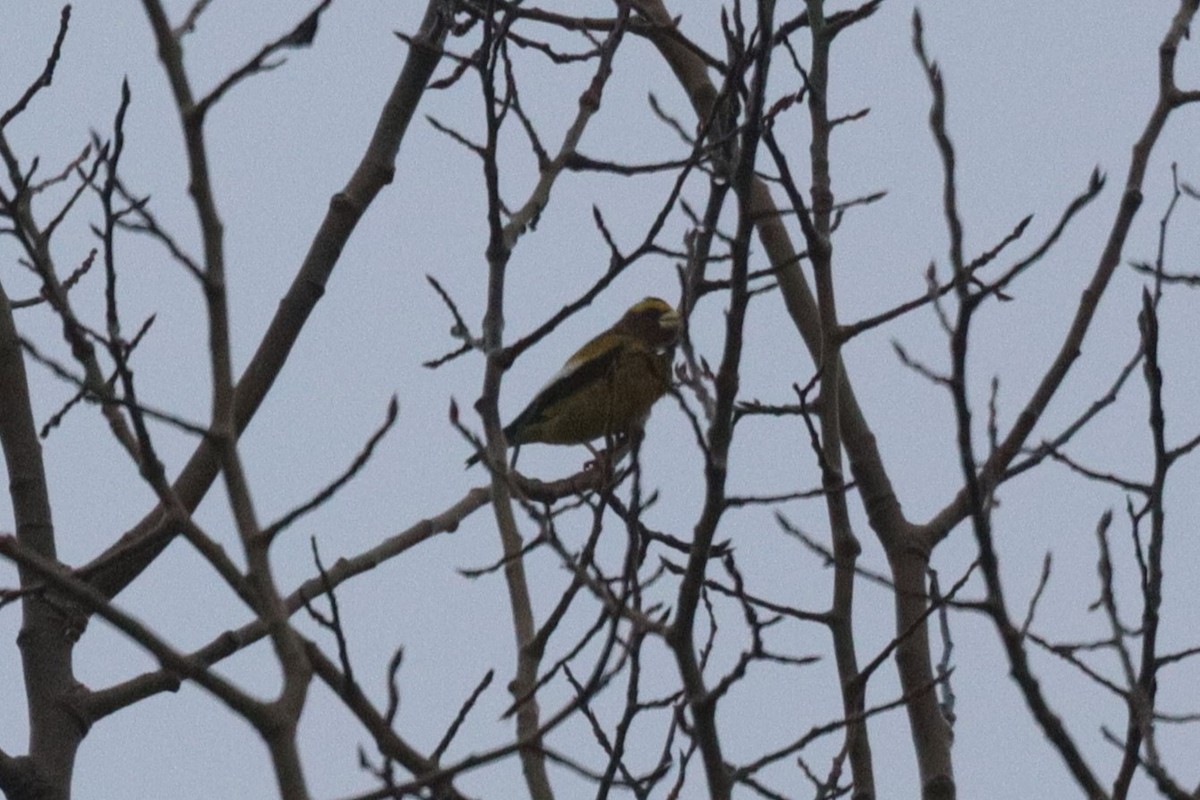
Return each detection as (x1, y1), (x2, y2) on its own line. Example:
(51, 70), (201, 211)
(467, 297), (682, 468)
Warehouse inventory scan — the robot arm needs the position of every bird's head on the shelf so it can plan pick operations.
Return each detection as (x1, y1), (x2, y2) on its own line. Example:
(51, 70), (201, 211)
(614, 297), (682, 349)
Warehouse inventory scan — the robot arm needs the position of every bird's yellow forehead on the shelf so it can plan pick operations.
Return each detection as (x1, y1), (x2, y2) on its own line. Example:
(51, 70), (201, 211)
(627, 297), (672, 316)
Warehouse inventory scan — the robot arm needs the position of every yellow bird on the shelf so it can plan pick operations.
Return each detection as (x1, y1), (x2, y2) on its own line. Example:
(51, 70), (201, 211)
(468, 297), (681, 467)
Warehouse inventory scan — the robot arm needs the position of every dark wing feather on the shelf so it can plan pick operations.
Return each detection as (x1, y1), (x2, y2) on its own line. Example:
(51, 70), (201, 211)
(503, 338), (625, 443)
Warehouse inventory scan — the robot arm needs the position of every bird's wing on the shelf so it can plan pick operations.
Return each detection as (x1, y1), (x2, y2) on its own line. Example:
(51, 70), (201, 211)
(503, 334), (627, 439)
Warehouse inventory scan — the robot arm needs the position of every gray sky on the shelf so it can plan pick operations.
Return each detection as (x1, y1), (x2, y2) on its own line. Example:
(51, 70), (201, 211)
(2, 1), (1199, 798)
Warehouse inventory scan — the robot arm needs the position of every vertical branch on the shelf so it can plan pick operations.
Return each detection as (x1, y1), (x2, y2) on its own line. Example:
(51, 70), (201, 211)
(0, 9), (87, 798)
(1111, 290), (1169, 797)
(92, 82), (177, 490)
(0, 289), (57, 600)
(137, 0), (233, 418)
(472, 6), (554, 800)
(0, 280), (79, 800)
(668, 4), (775, 798)
(138, 4), (314, 797)
(801, 2), (875, 795)
(914, 12), (1106, 800)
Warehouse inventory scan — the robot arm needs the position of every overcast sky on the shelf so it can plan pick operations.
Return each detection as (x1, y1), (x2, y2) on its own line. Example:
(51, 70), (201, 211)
(2, 1), (1199, 798)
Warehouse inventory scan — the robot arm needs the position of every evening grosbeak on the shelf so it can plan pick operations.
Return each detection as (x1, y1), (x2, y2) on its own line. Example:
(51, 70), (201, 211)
(467, 297), (682, 467)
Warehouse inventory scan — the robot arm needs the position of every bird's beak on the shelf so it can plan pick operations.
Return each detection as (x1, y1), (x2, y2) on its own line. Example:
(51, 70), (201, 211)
(659, 308), (682, 345)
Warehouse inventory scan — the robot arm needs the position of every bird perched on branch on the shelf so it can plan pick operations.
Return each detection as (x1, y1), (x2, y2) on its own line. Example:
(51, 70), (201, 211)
(467, 297), (682, 467)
